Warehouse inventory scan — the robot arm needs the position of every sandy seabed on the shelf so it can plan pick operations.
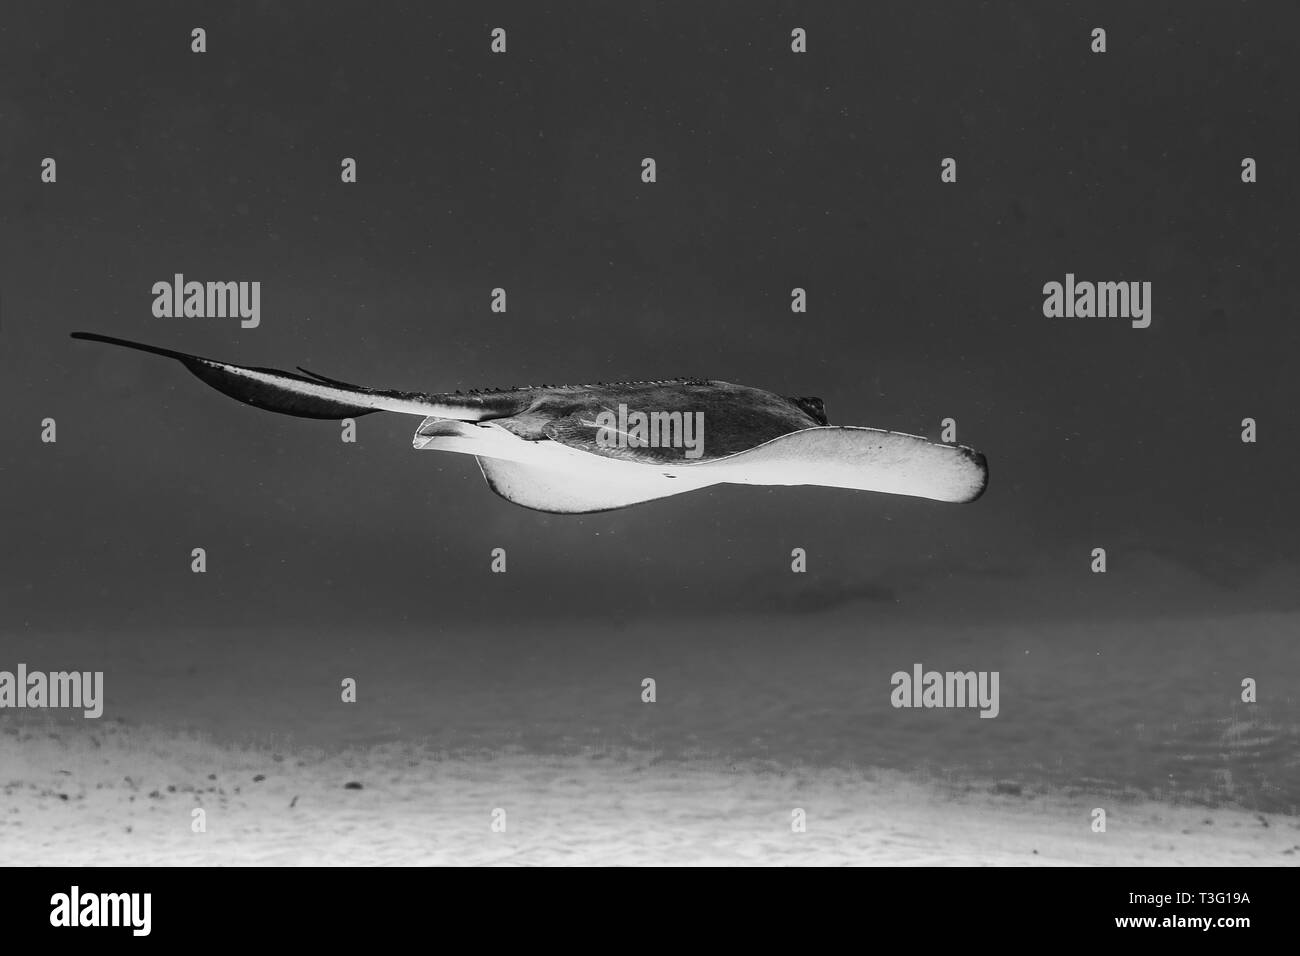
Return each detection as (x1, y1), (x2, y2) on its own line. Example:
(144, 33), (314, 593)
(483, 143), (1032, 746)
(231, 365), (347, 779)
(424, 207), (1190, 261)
(2, 721), (1296, 866)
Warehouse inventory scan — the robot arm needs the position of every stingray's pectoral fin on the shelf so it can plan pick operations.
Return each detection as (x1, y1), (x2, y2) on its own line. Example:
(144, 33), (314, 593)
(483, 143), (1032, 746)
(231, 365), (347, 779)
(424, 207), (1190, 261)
(701, 426), (989, 504)
(71, 331), (468, 420)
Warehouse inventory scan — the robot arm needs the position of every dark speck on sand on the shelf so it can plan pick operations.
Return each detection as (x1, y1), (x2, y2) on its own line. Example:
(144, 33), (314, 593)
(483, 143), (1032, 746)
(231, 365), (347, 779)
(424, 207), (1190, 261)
(344, 782), (363, 790)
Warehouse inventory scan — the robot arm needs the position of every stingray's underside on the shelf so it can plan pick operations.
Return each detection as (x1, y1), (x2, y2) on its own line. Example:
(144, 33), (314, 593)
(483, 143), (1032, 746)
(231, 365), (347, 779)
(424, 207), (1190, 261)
(413, 417), (987, 513)
(71, 332), (989, 514)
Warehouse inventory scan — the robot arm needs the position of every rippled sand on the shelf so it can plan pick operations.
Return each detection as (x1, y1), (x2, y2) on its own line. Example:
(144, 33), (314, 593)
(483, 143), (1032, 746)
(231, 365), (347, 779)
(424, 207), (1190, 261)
(2, 721), (1295, 866)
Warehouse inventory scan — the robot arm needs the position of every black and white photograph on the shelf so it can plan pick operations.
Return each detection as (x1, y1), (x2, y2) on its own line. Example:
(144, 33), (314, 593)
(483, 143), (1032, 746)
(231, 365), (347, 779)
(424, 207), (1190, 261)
(1, 0), (1296, 921)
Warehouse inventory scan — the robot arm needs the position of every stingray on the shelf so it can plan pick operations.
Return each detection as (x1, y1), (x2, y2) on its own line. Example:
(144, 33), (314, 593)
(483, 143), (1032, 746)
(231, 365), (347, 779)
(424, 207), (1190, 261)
(70, 332), (989, 514)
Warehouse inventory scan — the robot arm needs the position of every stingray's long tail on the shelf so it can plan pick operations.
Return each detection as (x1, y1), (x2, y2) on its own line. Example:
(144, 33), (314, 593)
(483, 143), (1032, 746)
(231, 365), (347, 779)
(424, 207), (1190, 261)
(70, 332), (505, 421)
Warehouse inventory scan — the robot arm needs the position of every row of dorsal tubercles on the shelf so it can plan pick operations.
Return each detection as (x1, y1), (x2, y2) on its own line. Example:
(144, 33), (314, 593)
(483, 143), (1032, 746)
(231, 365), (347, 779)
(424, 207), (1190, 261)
(448, 377), (711, 395)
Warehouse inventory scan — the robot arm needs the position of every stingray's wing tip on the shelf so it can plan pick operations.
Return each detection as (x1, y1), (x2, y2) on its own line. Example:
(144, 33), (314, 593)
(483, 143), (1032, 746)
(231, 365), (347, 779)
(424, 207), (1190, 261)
(958, 447), (989, 503)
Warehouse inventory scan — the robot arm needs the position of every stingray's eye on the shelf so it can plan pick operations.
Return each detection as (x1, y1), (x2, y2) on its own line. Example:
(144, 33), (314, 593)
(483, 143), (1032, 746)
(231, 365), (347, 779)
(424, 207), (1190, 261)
(793, 396), (828, 425)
